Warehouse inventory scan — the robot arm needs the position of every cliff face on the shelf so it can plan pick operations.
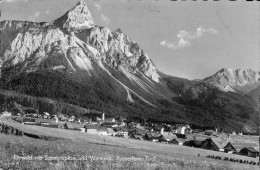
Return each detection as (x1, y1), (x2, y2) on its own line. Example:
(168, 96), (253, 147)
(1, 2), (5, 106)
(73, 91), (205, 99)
(0, 1), (159, 83)
(0, 1), (258, 133)
(203, 68), (259, 93)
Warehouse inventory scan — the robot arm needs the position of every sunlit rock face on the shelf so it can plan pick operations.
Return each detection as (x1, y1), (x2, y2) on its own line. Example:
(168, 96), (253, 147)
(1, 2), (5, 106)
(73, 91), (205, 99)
(0, 1), (159, 83)
(53, 1), (96, 32)
(204, 68), (259, 93)
(0, 1), (162, 106)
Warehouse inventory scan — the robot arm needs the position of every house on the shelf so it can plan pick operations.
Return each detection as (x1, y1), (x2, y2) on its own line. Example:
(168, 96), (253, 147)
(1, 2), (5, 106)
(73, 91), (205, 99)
(170, 138), (186, 145)
(117, 127), (129, 138)
(101, 122), (117, 127)
(180, 126), (192, 134)
(200, 138), (227, 151)
(84, 124), (98, 134)
(75, 118), (83, 123)
(223, 142), (259, 154)
(51, 117), (59, 123)
(1, 111), (12, 117)
(203, 130), (215, 136)
(68, 117), (75, 122)
(116, 117), (126, 123)
(240, 147), (259, 158)
(64, 122), (85, 130)
(42, 112), (50, 119)
(159, 134), (177, 143)
(136, 129), (147, 135)
(184, 139), (205, 148)
(136, 124), (145, 130)
(175, 133), (186, 139)
(23, 118), (36, 125)
(57, 114), (67, 121)
(97, 127), (108, 135)
(134, 129), (147, 136)
(103, 118), (116, 123)
(107, 128), (117, 136)
(96, 117), (102, 121)
(43, 112), (50, 116)
(144, 133), (160, 142)
(40, 119), (51, 125)
(32, 113), (38, 118)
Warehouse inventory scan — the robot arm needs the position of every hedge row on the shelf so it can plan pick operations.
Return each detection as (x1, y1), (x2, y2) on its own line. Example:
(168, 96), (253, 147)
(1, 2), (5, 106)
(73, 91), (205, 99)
(0, 123), (24, 136)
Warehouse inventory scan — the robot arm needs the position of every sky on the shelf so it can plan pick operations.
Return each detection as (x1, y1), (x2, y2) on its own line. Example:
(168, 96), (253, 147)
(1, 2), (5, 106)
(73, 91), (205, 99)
(0, 0), (259, 80)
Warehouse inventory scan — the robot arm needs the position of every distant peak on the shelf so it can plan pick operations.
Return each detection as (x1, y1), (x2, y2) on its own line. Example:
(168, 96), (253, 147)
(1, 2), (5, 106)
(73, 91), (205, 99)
(218, 68), (256, 75)
(218, 68), (232, 73)
(53, 1), (95, 32)
(76, 0), (86, 6)
(115, 28), (123, 33)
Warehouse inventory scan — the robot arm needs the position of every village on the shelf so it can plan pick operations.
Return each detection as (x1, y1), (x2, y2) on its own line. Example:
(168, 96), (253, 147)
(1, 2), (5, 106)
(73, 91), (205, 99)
(0, 110), (259, 164)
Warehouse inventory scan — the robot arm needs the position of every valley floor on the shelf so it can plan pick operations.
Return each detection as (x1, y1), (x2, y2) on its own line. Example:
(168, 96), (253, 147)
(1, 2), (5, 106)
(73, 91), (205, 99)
(0, 118), (259, 170)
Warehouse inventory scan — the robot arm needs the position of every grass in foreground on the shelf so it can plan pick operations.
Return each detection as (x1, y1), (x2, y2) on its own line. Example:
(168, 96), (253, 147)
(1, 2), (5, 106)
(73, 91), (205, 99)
(0, 133), (257, 170)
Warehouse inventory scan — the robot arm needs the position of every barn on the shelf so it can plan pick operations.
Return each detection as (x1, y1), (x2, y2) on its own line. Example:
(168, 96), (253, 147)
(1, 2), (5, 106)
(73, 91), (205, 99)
(64, 122), (85, 130)
(159, 134), (177, 143)
(200, 138), (227, 151)
(84, 124), (98, 134)
(144, 133), (160, 142)
(224, 142), (259, 154)
(169, 138), (186, 145)
(240, 147), (259, 158)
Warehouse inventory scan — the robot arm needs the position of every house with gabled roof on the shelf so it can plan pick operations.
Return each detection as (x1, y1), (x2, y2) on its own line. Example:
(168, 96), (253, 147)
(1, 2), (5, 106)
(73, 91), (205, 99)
(118, 127), (129, 138)
(84, 124), (98, 134)
(240, 147), (259, 158)
(103, 118), (116, 123)
(107, 128), (117, 136)
(201, 137), (227, 151)
(159, 134), (177, 143)
(224, 142), (259, 154)
(97, 127), (108, 135)
(169, 138), (186, 145)
(144, 133), (160, 142)
(64, 122), (85, 130)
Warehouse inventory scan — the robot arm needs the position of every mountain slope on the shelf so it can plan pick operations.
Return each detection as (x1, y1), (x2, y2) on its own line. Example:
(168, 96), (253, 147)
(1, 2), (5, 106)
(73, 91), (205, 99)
(204, 68), (259, 94)
(247, 86), (260, 108)
(0, 1), (258, 133)
(0, 1), (171, 106)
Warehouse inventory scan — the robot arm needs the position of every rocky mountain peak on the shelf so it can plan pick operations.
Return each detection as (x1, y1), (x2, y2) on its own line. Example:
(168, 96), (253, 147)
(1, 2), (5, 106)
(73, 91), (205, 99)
(0, 1), (160, 85)
(53, 0), (95, 32)
(204, 68), (259, 93)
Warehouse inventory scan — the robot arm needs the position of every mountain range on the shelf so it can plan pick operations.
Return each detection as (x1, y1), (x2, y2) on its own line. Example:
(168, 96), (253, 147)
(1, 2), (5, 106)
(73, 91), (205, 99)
(0, 1), (258, 133)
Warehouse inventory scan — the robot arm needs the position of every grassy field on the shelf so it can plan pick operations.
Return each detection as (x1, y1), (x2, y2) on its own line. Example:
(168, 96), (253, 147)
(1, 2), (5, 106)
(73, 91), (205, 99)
(0, 118), (259, 170)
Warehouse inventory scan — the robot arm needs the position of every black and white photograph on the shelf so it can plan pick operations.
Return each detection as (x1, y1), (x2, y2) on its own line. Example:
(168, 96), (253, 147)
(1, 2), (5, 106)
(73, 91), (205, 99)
(0, 0), (259, 169)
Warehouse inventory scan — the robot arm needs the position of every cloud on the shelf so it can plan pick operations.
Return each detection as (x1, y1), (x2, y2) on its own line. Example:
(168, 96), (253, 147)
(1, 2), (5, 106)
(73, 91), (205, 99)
(28, 12), (40, 21)
(45, 10), (49, 14)
(160, 27), (218, 50)
(101, 14), (111, 25)
(94, 4), (102, 11)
